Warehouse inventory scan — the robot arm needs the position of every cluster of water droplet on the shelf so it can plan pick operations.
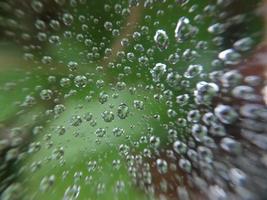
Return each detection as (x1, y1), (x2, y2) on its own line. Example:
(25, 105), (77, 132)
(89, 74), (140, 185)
(0, 0), (266, 200)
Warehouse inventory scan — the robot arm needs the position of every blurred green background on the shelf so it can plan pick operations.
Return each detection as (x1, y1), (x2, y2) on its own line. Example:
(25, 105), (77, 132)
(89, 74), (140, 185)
(0, 0), (262, 199)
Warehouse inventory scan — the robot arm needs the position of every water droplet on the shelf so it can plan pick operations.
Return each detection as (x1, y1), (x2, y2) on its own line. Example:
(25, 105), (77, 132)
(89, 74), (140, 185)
(154, 29), (169, 51)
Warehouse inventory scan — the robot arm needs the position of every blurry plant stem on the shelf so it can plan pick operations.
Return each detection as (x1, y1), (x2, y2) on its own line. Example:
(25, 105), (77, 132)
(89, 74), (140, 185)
(100, 4), (143, 66)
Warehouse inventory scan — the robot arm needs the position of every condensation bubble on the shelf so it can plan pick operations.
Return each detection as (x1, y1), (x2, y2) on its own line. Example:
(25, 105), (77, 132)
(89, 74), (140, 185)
(67, 61), (78, 71)
(154, 29), (169, 51)
(150, 63), (167, 82)
(175, 17), (189, 42)
(194, 81), (219, 104)
(220, 137), (241, 154)
(208, 23), (225, 35)
(177, 186), (190, 200)
(114, 180), (125, 193)
(99, 92), (109, 104)
(202, 112), (217, 126)
(63, 185), (80, 200)
(184, 64), (203, 78)
(240, 104), (265, 119)
(70, 115), (82, 127)
(149, 136), (160, 148)
(31, 1), (43, 13)
(40, 89), (53, 100)
(208, 185), (227, 200)
(63, 13), (74, 26)
(156, 159), (168, 174)
(54, 104), (65, 115)
(104, 21), (113, 31)
(95, 128), (106, 137)
(231, 85), (257, 101)
(176, 94), (189, 105)
(133, 100), (144, 110)
(41, 56), (52, 64)
(209, 122), (226, 137)
(101, 111), (114, 122)
(182, 49), (198, 61)
(168, 53), (180, 64)
(35, 19), (46, 30)
(221, 70), (242, 88)
(173, 140), (187, 155)
(1, 183), (22, 200)
(179, 158), (191, 173)
(166, 72), (182, 88)
(244, 75), (262, 87)
(192, 124), (208, 142)
(39, 175), (55, 192)
(229, 168), (247, 186)
(117, 103), (129, 119)
(112, 127), (124, 137)
(197, 146), (213, 163)
(187, 110), (201, 123)
(60, 77), (71, 87)
(49, 19), (60, 31)
(233, 37), (253, 52)
(214, 104), (238, 124)
(218, 49), (242, 65)
(56, 125), (66, 135)
(74, 75), (87, 88)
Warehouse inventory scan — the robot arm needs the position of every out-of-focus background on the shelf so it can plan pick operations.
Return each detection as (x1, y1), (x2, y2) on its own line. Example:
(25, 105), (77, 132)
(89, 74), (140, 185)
(0, 0), (265, 200)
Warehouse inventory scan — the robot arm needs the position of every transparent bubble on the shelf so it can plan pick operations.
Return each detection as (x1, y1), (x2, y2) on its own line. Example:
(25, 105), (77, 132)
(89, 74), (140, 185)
(175, 16), (197, 42)
(168, 53), (180, 64)
(116, 103), (129, 119)
(187, 110), (201, 123)
(229, 168), (247, 186)
(215, 104), (238, 124)
(74, 75), (87, 88)
(95, 128), (106, 137)
(149, 136), (160, 148)
(112, 127), (124, 137)
(39, 175), (55, 192)
(99, 92), (109, 104)
(184, 64), (203, 78)
(218, 49), (242, 65)
(70, 115), (82, 127)
(221, 70), (242, 88)
(192, 124), (208, 142)
(40, 89), (53, 100)
(101, 111), (115, 122)
(54, 104), (65, 115)
(166, 72), (182, 88)
(176, 94), (189, 105)
(133, 100), (144, 110)
(60, 77), (71, 87)
(154, 29), (169, 51)
(56, 125), (66, 135)
(67, 61), (78, 71)
(194, 81), (219, 105)
(208, 23), (225, 35)
(150, 63), (167, 82)
(63, 13), (74, 26)
(156, 159), (168, 174)
(220, 137), (241, 154)
(179, 158), (192, 173)
(63, 185), (80, 200)
(233, 37), (253, 52)
(173, 140), (187, 155)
